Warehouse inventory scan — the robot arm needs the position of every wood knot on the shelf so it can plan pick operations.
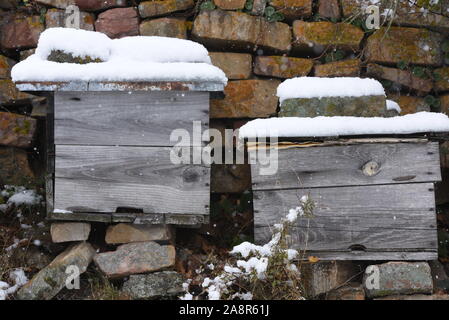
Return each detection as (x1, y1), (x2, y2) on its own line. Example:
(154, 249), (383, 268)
(362, 161), (380, 176)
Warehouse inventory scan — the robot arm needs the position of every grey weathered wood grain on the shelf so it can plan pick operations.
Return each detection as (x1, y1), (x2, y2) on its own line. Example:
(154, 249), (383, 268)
(54, 91), (209, 146)
(251, 142), (441, 190)
(253, 183), (437, 258)
(54, 145), (210, 214)
(294, 250), (437, 261)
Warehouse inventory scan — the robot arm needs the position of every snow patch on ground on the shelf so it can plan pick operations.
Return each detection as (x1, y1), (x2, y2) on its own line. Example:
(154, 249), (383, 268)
(0, 269), (28, 300)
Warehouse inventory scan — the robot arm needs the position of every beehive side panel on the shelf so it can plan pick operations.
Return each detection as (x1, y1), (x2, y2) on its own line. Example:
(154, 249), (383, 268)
(253, 183), (437, 259)
(54, 91), (209, 146)
(251, 142), (441, 190)
(54, 145), (209, 215)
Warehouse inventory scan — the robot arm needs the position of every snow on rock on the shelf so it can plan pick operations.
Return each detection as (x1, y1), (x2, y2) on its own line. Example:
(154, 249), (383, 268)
(12, 28), (227, 84)
(35, 28), (112, 61)
(239, 112), (449, 138)
(386, 99), (401, 113)
(277, 77), (385, 103)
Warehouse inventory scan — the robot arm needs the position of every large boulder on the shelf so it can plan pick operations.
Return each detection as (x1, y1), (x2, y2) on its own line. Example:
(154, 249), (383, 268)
(192, 10), (291, 52)
(211, 79), (280, 118)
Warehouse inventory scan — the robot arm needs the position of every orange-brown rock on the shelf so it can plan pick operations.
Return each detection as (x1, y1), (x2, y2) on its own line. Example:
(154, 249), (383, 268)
(0, 79), (37, 105)
(314, 59), (360, 77)
(211, 79), (280, 118)
(138, 0), (194, 18)
(95, 7), (139, 39)
(254, 56), (313, 78)
(388, 95), (431, 115)
(365, 27), (442, 67)
(292, 21), (363, 54)
(192, 10), (291, 52)
(367, 63), (433, 95)
(435, 67), (449, 92)
(140, 18), (187, 39)
(318, 0), (340, 20)
(75, 0), (127, 11)
(209, 52), (252, 80)
(270, 0), (312, 20)
(0, 112), (37, 148)
(0, 15), (44, 50)
(214, 0), (246, 10)
(440, 95), (449, 115)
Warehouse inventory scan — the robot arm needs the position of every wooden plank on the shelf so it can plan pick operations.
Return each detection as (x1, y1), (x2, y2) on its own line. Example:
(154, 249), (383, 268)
(253, 183), (437, 259)
(251, 142), (441, 190)
(15, 81), (225, 92)
(295, 251), (437, 261)
(54, 145), (210, 215)
(54, 91), (209, 147)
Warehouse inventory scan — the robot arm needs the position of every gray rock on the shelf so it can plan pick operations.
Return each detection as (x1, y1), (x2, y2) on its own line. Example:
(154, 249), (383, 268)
(94, 241), (175, 278)
(16, 242), (95, 300)
(363, 262), (433, 298)
(375, 294), (449, 300)
(50, 222), (91, 243)
(279, 95), (387, 118)
(122, 271), (184, 299)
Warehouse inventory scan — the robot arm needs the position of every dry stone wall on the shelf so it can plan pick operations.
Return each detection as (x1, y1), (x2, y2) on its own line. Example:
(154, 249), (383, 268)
(1, 0), (449, 195)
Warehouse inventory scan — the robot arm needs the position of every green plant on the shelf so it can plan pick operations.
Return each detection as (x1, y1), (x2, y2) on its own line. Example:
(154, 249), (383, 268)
(424, 95), (441, 109)
(200, 0), (216, 10)
(324, 50), (345, 63)
(264, 6), (284, 22)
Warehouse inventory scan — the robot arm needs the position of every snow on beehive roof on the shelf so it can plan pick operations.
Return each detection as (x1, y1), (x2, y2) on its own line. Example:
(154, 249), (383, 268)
(239, 112), (449, 139)
(276, 77), (386, 103)
(12, 28), (227, 84)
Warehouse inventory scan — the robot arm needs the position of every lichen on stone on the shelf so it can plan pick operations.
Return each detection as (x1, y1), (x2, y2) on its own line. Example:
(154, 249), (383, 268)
(47, 50), (103, 64)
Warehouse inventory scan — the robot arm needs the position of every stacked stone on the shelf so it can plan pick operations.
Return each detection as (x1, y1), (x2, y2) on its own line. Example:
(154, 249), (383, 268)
(17, 222), (181, 299)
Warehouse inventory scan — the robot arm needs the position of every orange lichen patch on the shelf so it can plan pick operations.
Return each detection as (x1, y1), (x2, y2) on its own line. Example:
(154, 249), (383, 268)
(254, 56), (313, 78)
(314, 59), (360, 77)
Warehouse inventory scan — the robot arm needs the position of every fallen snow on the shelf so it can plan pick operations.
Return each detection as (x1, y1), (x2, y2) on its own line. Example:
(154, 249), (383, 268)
(239, 112), (449, 138)
(386, 99), (401, 113)
(5, 186), (42, 207)
(277, 77), (385, 103)
(12, 28), (227, 84)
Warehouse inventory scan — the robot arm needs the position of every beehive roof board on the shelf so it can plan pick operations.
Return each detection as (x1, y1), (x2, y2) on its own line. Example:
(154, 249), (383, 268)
(11, 28), (227, 85)
(239, 112), (449, 139)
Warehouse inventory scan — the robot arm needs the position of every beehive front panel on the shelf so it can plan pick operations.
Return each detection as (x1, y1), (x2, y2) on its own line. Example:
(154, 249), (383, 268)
(251, 141), (440, 260)
(54, 91), (209, 146)
(51, 91), (210, 222)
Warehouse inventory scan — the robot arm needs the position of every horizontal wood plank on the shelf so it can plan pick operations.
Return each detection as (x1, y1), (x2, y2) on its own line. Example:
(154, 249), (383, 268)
(251, 142), (441, 190)
(253, 183), (437, 259)
(54, 91), (209, 146)
(54, 145), (210, 215)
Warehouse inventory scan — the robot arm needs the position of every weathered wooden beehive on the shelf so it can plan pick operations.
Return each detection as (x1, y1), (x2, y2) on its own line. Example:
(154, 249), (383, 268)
(13, 29), (227, 226)
(241, 77), (449, 261)
(16, 82), (224, 225)
(249, 138), (441, 260)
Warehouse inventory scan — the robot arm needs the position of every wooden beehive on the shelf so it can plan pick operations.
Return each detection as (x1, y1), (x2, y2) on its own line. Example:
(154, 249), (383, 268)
(17, 81), (224, 225)
(250, 138), (441, 260)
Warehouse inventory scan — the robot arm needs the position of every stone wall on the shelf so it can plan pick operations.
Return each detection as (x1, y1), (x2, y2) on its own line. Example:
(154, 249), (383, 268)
(1, 0), (449, 194)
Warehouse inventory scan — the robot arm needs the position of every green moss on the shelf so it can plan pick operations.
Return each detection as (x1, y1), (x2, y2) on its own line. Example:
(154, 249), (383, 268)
(47, 50), (103, 64)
